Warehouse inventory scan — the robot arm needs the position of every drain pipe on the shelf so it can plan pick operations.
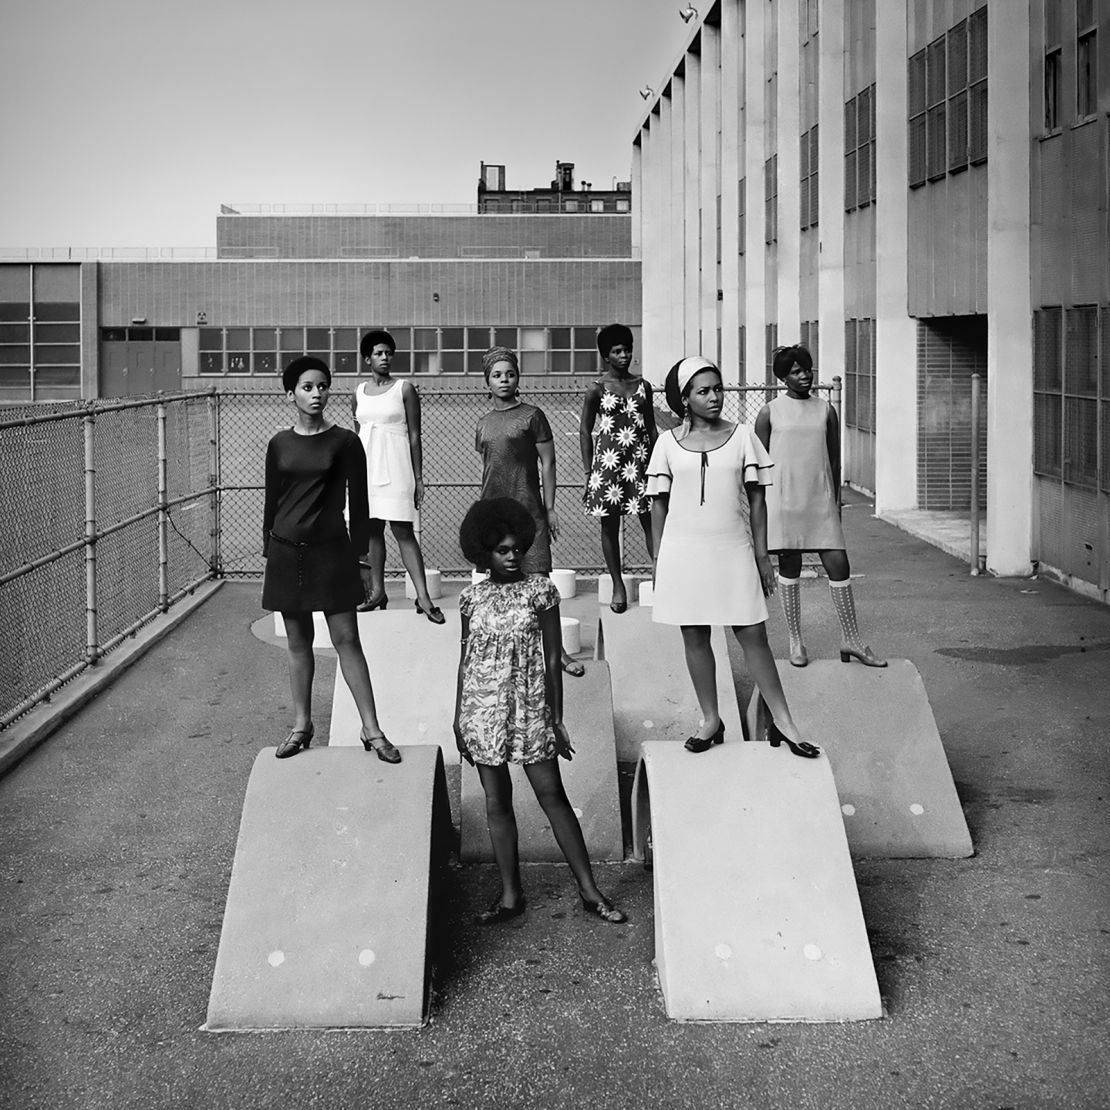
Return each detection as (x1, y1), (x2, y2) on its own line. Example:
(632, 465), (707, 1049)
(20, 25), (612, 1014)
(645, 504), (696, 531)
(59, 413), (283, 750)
(970, 372), (983, 576)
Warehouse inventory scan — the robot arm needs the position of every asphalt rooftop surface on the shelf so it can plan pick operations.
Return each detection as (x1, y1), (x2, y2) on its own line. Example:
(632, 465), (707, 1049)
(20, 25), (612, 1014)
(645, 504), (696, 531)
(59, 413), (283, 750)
(2, 493), (1108, 1109)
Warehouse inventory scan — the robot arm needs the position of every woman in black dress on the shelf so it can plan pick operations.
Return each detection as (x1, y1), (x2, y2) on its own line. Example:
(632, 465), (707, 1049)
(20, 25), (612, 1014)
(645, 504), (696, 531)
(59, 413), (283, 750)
(262, 356), (400, 763)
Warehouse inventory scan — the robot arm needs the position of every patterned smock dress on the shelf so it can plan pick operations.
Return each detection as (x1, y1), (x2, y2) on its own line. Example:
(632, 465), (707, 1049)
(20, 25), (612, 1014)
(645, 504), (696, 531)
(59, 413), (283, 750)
(583, 380), (652, 518)
(456, 575), (560, 766)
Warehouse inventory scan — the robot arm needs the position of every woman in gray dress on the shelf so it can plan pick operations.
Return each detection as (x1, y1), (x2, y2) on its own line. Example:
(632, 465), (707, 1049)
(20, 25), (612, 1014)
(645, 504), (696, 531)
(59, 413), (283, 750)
(474, 346), (584, 676)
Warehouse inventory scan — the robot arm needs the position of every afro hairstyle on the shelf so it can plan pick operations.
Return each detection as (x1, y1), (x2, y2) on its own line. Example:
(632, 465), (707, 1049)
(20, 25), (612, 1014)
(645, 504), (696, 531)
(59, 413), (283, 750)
(459, 497), (537, 570)
(596, 323), (634, 357)
(282, 355), (331, 393)
(360, 329), (396, 358)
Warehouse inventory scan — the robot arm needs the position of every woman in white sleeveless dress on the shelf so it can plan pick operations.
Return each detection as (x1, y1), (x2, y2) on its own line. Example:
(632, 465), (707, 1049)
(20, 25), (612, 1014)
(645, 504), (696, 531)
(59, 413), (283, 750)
(349, 329), (444, 623)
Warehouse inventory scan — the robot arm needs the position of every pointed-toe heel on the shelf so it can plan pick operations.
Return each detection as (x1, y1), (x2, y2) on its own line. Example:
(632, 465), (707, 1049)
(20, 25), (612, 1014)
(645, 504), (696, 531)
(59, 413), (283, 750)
(839, 645), (887, 667)
(275, 722), (314, 759)
(360, 729), (402, 763)
(767, 721), (820, 758)
(684, 722), (725, 753)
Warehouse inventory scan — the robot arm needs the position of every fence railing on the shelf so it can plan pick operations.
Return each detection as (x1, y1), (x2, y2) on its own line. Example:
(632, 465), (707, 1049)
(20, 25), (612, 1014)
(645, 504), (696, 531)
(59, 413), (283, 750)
(3, 379), (838, 731)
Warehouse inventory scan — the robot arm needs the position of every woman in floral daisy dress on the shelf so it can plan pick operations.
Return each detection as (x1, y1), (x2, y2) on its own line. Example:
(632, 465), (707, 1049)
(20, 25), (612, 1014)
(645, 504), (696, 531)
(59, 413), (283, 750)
(579, 324), (658, 613)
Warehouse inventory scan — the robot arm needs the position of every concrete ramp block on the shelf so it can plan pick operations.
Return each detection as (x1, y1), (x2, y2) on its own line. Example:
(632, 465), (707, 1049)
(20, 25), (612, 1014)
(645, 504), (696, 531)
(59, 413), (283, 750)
(460, 660), (623, 862)
(205, 745), (450, 1030)
(746, 659), (972, 858)
(633, 741), (882, 1023)
(597, 606), (744, 761)
(328, 610), (462, 757)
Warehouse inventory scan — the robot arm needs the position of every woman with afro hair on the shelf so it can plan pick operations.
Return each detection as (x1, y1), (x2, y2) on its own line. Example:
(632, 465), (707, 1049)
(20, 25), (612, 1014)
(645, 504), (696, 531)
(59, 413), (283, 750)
(452, 497), (626, 926)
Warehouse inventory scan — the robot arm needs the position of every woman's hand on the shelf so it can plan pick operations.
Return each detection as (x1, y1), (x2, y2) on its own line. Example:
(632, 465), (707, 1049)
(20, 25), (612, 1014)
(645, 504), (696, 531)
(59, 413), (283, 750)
(553, 721), (575, 761)
(414, 477), (425, 510)
(547, 507), (560, 541)
(453, 720), (474, 766)
(756, 553), (777, 598)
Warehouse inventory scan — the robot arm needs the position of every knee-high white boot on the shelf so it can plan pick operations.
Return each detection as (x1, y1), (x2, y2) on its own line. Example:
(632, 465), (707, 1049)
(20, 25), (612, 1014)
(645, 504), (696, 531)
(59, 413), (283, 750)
(777, 575), (808, 666)
(829, 578), (886, 667)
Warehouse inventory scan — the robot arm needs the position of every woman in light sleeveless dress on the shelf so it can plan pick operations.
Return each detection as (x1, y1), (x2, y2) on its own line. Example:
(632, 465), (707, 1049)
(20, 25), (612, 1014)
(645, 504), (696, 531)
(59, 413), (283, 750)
(754, 344), (884, 668)
(350, 329), (444, 623)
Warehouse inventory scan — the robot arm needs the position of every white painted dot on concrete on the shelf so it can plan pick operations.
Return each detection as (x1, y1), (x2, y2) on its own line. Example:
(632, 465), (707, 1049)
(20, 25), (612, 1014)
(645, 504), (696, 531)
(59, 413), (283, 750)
(803, 944), (823, 961)
(267, 951), (285, 967)
(841, 803), (856, 817)
(572, 807), (584, 819)
(642, 719), (654, 729)
(910, 803), (925, 816)
(714, 943), (733, 961)
(358, 949), (376, 967)
(417, 721), (428, 734)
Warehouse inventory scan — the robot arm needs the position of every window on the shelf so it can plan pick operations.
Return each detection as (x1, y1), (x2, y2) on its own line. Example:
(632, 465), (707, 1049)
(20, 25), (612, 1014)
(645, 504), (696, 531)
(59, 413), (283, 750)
(800, 321), (819, 379)
(967, 6), (988, 163)
(947, 20), (969, 172)
(1064, 305), (1098, 486)
(926, 37), (947, 180)
(844, 318), (875, 432)
(1044, 0), (1062, 131)
(615, 199), (630, 213)
(1033, 308), (1063, 477)
(764, 156), (778, 245)
(764, 323), (779, 387)
(909, 50), (927, 186)
(1077, 0), (1098, 119)
(845, 86), (876, 210)
(800, 125), (819, 229)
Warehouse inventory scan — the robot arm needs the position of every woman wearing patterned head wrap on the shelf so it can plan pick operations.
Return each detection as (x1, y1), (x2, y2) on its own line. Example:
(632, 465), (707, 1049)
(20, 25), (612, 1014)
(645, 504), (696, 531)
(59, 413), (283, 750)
(647, 357), (819, 759)
(579, 323), (657, 613)
(474, 346), (585, 676)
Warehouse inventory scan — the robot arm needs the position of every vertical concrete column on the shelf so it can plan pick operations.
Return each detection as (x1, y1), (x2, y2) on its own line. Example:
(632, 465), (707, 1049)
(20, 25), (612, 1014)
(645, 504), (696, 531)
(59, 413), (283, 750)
(639, 123), (668, 386)
(669, 78), (687, 358)
(742, 0), (767, 385)
(817, 0), (846, 386)
(80, 262), (100, 399)
(683, 53), (702, 355)
(631, 139), (643, 261)
(873, 2), (917, 512)
(986, 1), (1034, 575)
(700, 23), (722, 366)
(718, 0), (743, 383)
(775, 0), (802, 341)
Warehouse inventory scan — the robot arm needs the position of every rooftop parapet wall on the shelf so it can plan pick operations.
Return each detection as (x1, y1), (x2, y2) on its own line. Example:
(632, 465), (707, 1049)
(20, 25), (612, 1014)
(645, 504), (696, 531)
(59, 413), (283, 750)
(216, 214), (632, 261)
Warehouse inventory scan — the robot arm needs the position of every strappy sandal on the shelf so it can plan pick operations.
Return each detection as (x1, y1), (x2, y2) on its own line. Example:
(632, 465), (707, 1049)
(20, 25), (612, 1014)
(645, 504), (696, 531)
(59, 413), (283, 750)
(275, 722), (314, 759)
(561, 656), (585, 677)
(475, 897), (526, 926)
(360, 729), (402, 764)
(580, 896), (627, 924)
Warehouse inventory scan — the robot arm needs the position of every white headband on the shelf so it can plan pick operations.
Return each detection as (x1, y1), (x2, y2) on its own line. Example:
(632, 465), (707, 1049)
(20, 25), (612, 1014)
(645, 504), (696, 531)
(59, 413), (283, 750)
(675, 356), (717, 396)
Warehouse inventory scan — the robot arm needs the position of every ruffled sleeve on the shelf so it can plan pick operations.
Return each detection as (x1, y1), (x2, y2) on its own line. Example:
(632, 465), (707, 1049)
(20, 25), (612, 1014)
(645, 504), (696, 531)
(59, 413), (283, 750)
(645, 430), (674, 496)
(741, 423), (774, 486)
(533, 577), (561, 612)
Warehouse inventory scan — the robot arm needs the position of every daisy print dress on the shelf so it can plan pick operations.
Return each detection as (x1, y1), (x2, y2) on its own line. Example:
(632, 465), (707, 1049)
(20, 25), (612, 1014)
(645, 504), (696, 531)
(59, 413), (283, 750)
(583, 380), (652, 518)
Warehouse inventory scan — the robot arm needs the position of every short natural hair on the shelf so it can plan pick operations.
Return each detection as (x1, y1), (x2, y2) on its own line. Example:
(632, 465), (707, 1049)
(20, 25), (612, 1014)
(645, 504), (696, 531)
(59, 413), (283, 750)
(282, 355), (331, 392)
(459, 498), (536, 569)
(771, 344), (813, 380)
(360, 330), (396, 358)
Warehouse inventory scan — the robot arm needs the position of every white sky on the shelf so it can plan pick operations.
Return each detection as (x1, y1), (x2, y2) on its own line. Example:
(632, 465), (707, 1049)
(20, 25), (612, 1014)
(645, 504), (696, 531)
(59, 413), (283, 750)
(0, 0), (686, 248)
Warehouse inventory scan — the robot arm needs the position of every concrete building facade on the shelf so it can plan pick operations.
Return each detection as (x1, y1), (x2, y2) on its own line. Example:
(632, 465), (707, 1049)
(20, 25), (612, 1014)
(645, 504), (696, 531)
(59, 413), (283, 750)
(632, 0), (1110, 598)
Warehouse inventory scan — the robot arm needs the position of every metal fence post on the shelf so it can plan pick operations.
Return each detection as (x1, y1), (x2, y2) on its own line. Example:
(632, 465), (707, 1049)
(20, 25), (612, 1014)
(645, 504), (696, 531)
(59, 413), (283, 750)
(83, 411), (99, 665)
(157, 401), (169, 611)
(208, 389), (221, 576)
(970, 372), (982, 576)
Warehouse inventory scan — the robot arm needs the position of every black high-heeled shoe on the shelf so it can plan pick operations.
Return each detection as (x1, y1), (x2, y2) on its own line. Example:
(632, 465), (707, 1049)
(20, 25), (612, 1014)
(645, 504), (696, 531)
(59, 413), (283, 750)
(357, 591), (388, 612)
(360, 728), (402, 763)
(475, 897), (526, 925)
(768, 721), (820, 758)
(275, 722), (314, 759)
(580, 895), (627, 924)
(684, 721), (725, 753)
(414, 599), (446, 625)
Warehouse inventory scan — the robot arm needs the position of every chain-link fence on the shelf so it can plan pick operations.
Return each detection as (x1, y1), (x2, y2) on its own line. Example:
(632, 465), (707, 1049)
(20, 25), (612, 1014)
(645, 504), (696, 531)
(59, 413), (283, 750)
(3, 380), (838, 730)
(1, 393), (217, 731)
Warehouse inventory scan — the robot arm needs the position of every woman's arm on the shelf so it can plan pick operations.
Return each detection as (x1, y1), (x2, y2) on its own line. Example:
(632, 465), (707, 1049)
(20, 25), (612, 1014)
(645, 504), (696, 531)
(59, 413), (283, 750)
(345, 435), (371, 557)
(537, 438), (559, 540)
(401, 380), (425, 509)
(825, 403), (842, 509)
(540, 603), (564, 727)
(650, 493), (669, 582)
(262, 439), (278, 557)
(754, 404), (772, 452)
(578, 383), (601, 474)
(452, 611), (474, 765)
(642, 379), (659, 449)
(350, 388), (359, 427)
(746, 483), (776, 596)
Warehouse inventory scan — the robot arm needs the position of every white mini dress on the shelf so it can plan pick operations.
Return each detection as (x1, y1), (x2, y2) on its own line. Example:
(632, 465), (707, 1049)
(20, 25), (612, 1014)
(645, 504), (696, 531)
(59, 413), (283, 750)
(354, 379), (416, 522)
(646, 424), (774, 627)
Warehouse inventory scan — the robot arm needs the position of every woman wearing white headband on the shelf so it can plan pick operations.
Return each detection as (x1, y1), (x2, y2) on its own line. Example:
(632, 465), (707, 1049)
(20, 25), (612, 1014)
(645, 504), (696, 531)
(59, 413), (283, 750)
(645, 357), (818, 757)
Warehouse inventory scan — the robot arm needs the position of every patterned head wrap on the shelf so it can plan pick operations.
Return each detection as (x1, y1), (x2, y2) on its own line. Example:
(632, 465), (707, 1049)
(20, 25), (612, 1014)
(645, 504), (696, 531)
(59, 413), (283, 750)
(482, 346), (519, 382)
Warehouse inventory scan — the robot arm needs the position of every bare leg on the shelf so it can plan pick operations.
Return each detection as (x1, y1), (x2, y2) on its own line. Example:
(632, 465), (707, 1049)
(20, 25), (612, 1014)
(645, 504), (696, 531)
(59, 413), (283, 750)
(523, 760), (604, 903)
(679, 625), (722, 740)
(476, 763), (524, 908)
(363, 518), (387, 601)
(324, 610), (382, 735)
(599, 514), (625, 608)
(391, 520), (436, 610)
(282, 611), (315, 730)
(731, 621), (805, 743)
(637, 509), (654, 560)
